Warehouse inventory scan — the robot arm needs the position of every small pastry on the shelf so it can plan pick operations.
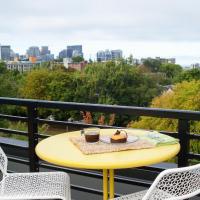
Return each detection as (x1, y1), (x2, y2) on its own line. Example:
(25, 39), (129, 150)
(110, 130), (127, 143)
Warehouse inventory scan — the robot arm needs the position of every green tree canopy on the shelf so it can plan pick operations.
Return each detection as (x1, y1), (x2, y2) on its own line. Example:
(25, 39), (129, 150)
(159, 63), (182, 79)
(130, 80), (200, 154)
(175, 68), (200, 82)
(0, 61), (7, 74)
(143, 58), (162, 72)
(131, 80), (200, 132)
(72, 56), (84, 63)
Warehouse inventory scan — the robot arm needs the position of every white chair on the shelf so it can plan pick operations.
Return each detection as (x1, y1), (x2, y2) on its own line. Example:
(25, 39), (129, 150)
(112, 163), (200, 200)
(0, 146), (71, 200)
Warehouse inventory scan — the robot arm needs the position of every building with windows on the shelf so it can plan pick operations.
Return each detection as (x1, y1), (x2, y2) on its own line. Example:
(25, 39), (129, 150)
(63, 58), (87, 71)
(6, 61), (41, 73)
(0, 45), (11, 61)
(96, 49), (122, 62)
(141, 57), (176, 64)
(59, 49), (67, 59)
(41, 46), (50, 55)
(111, 50), (123, 60)
(67, 45), (83, 58)
(26, 46), (40, 57)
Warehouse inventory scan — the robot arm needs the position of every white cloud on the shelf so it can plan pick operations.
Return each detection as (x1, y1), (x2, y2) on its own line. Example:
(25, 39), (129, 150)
(0, 0), (200, 64)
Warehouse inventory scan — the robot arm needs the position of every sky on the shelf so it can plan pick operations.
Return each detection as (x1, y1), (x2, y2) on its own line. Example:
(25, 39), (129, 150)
(0, 0), (200, 65)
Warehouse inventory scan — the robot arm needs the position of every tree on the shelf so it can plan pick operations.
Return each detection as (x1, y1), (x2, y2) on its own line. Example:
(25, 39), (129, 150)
(143, 58), (162, 72)
(20, 68), (53, 100)
(130, 80), (200, 153)
(72, 56), (84, 63)
(175, 68), (200, 82)
(79, 61), (161, 106)
(127, 54), (134, 65)
(0, 61), (7, 74)
(159, 63), (182, 79)
(19, 61), (161, 125)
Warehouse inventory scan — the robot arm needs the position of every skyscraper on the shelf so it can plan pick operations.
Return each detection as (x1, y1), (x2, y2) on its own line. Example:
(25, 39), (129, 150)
(66, 45), (83, 58)
(26, 46), (40, 57)
(59, 49), (67, 59)
(111, 50), (123, 60)
(41, 46), (50, 55)
(96, 49), (122, 62)
(96, 50), (112, 62)
(0, 45), (11, 61)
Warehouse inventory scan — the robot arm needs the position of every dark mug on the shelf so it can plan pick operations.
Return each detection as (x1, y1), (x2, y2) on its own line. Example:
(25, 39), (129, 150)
(84, 128), (100, 143)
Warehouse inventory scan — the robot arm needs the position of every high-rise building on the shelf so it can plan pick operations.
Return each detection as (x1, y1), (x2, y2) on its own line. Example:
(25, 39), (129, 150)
(111, 50), (123, 60)
(59, 49), (67, 59)
(96, 50), (111, 62)
(96, 49), (122, 62)
(41, 46), (50, 55)
(141, 57), (176, 64)
(66, 48), (73, 58)
(66, 45), (83, 58)
(96, 51), (105, 62)
(0, 45), (11, 61)
(26, 46), (40, 57)
(39, 54), (54, 62)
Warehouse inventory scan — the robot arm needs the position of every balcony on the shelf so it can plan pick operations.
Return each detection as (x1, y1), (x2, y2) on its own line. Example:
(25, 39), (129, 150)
(0, 97), (200, 200)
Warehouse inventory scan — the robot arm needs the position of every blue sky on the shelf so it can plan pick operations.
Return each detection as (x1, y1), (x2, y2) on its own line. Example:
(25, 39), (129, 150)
(0, 0), (200, 65)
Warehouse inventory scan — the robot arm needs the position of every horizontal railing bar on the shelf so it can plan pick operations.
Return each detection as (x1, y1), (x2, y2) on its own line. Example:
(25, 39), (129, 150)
(37, 118), (121, 129)
(1, 97), (200, 120)
(71, 184), (103, 196)
(41, 162), (152, 187)
(115, 176), (152, 187)
(71, 184), (123, 197)
(159, 131), (179, 138)
(0, 114), (28, 122)
(0, 128), (27, 136)
(138, 166), (164, 173)
(37, 133), (50, 139)
(40, 162), (103, 179)
(189, 134), (200, 140)
(187, 153), (200, 160)
(0, 142), (28, 150)
(7, 156), (29, 165)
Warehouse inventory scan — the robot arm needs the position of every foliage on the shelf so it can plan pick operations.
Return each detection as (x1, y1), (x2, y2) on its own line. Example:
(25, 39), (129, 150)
(175, 68), (200, 82)
(0, 61), (7, 73)
(19, 61), (161, 125)
(82, 61), (160, 106)
(0, 121), (49, 140)
(72, 56), (84, 63)
(126, 54), (134, 65)
(143, 58), (162, 72)
(139, 60), (183, 85)
(159, 63), (182, 79)
(130, 80), (200, 154)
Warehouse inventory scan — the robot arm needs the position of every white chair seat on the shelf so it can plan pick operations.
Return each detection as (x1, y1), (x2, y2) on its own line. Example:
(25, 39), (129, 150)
(111, 164), (200, 200)
(112, 189), (174, 200)
(0, 172), (70, 200)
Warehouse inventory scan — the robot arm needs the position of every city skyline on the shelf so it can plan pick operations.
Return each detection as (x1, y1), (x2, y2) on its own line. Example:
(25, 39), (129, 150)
(1, 0), (200, 65)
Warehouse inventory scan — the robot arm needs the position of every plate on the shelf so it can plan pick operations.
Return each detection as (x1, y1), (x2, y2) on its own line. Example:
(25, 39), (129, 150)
(100, 135), (138, 144)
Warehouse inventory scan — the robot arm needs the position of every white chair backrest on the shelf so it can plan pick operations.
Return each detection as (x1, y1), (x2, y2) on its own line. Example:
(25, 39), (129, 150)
(0, 146), (8, 176)
(143, 164), (200, 200)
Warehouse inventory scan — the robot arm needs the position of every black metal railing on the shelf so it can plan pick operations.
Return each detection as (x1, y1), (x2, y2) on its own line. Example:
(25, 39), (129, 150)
(0, 97), (200, 198)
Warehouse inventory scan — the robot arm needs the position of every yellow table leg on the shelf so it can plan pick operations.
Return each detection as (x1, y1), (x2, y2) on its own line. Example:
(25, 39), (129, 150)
(103, 169), (108, 200)
(109, 169), (115, 199)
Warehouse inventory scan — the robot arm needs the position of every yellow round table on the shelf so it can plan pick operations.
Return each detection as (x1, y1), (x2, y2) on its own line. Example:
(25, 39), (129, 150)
(35, 129), (180, 200)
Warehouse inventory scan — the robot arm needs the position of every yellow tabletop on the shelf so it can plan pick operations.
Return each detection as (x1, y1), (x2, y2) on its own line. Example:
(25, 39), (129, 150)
(35, 129), (180, 170)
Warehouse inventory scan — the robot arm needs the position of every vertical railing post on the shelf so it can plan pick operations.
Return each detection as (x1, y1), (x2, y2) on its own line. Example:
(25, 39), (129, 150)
(177, 119), (190, 167)
(27, 104), (39, 172)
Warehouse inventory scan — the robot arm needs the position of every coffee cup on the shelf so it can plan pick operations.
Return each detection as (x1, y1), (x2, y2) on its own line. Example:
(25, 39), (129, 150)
(84, 128), (100, 143)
